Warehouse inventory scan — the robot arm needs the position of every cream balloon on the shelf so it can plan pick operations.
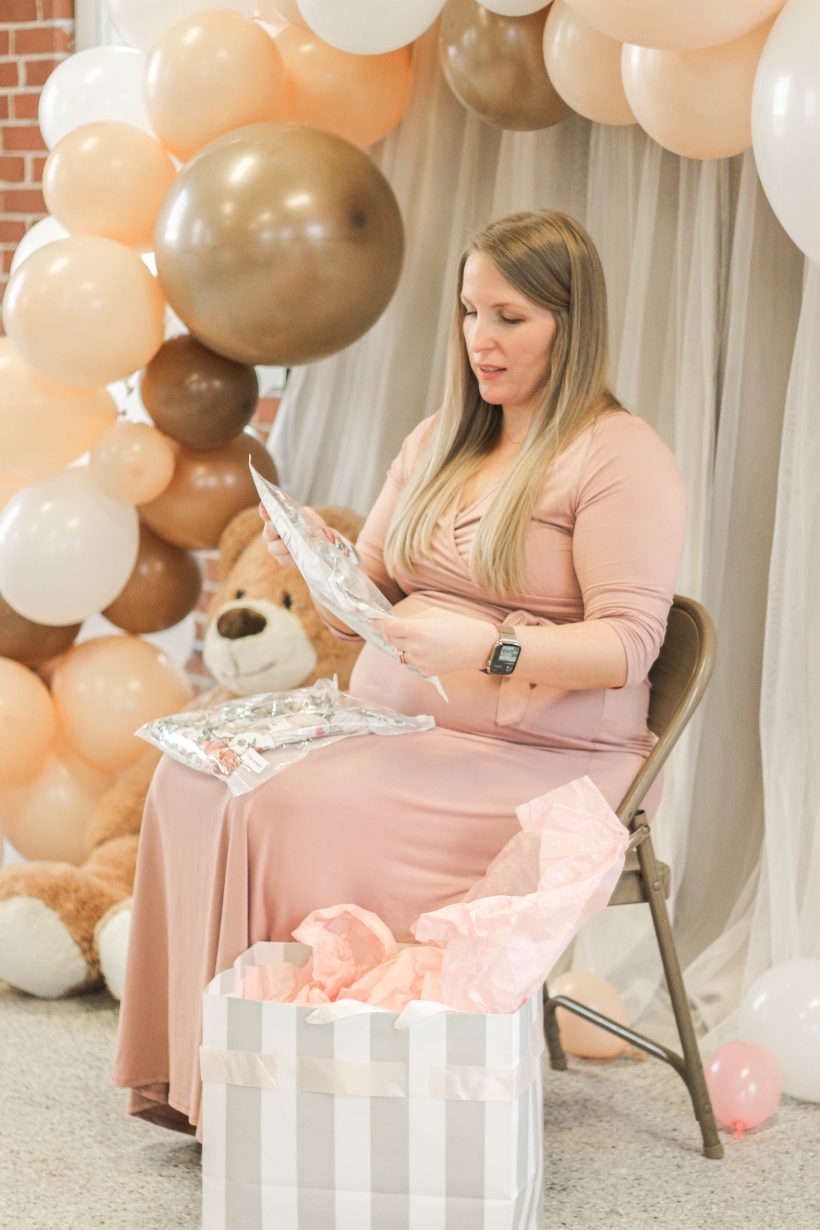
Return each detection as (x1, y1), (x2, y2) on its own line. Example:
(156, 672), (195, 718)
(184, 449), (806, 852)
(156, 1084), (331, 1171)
(38, 45), (154, 149)
(105, 0), (255, 51)
(549, 970), (630, 1058)
(145, 10), (287, 161)
(9, 216), (68, 276)
(564, 0), (785, 51)
(544, 0), (635, 125)
(0, 739), (115, 866)
(752, 0), (820, 267)
(89, 422), (176, 505)
(43, 122), (176, 251)
(0, 658), (57, 787)
(481, 1), (547, 13)
(52, 636), (193, 772)
(2, 235), (165, 388)
(0, 468), (139, 626)
(738, 958), (820, 1103)
(621, 16), (776, 160)
(0, 338), (117, 493)
(297, 0), (445, 54)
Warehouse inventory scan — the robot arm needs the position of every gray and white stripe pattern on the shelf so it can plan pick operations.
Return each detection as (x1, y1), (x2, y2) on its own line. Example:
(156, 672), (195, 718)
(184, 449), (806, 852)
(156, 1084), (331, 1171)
(201, 943), (544, 1230)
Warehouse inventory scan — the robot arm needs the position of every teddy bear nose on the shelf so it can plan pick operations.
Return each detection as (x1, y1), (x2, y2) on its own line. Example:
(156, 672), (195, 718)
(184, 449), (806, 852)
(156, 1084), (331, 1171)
(216, 607), (268, 640)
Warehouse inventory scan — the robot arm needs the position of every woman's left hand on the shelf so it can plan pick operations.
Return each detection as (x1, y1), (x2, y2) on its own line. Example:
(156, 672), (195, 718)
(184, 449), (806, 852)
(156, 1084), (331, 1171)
(370, 609), (497, 677)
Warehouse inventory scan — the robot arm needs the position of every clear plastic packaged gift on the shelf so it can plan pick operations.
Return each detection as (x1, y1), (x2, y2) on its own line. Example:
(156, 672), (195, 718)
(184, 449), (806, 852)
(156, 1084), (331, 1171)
(250, 462), (448, 701)
(136, 677), (434, 796)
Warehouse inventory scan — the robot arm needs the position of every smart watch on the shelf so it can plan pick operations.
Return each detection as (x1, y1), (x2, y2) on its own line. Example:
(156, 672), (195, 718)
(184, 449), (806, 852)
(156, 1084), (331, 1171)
(481, 624), (521, 676)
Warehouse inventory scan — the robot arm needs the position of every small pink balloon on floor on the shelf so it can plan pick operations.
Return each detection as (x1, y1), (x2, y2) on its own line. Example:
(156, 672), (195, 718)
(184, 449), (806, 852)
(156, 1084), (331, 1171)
(703, 1041), (782, 1139)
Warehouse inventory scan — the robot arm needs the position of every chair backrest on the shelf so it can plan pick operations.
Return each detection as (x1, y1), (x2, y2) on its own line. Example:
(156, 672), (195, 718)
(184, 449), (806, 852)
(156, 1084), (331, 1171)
(617, 594), (716, 825)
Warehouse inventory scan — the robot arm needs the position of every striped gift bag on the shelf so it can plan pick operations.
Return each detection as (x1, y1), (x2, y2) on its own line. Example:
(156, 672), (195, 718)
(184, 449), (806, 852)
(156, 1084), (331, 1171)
(200, 942), (544, 1230)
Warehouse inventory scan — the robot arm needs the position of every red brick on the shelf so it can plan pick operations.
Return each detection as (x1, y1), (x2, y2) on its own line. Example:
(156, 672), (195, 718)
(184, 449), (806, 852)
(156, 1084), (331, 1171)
(0, 96), (9, 121)
(22, 58), (63, 87)
(10, 93), (40, 120)
(13, 25), (73, 55)
(0, 31), (9, 55)
(1, 187), (47, 213)
(2, 250), (15, 275)
(2, 124), (46, 152)
(0, 220), (26, 244)
(40, 0), (74, 18)
(2, 0), (38, 19)
(0, 62), (20, 88)
(30, 154), (47, 180)
(0, 157), (25, 182)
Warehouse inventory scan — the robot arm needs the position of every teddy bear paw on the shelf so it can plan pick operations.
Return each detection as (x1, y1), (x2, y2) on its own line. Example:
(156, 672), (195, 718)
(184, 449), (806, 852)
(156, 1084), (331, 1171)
(95, 897), (133, 1002)
(0, 896), (95, 998)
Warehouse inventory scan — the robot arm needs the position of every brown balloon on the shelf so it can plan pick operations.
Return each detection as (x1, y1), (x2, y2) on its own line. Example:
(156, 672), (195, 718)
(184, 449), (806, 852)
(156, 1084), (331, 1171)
(439, 0), (571, 131)
(153, 122), (404, 366)
(137, 430), (277, 551)
(102, 521), (203, 633)
(0, 594), (81, 665)
(140, 335), (259, 449)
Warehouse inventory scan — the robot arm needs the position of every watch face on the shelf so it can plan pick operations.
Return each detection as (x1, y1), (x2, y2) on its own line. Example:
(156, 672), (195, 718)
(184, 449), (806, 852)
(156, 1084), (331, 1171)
(490, 641), (521, 675)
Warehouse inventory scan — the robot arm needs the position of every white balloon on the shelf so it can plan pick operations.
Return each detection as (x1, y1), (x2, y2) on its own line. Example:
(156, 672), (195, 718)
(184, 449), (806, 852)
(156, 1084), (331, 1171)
(480, 1), (547, 14)
(38, 46), (154, 149)
(752, 0), (820, 267)
(0, 468), (139, 626)
(105, 0), (255, 51)
(738, 958), (820, 1102)
(9, 216), (68, 276)
(297, 0), (445, 54)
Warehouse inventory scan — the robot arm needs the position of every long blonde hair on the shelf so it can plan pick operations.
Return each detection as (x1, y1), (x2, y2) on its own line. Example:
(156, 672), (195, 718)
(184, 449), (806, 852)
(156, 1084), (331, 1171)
(383, 209), (622, 596)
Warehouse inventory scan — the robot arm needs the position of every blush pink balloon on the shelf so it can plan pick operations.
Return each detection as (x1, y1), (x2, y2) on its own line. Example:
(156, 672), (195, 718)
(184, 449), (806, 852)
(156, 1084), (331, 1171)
(703, 1041), (782, 1138)
(0, 657), (57, 787)
(564, 0), (785, 51)
(89, 421), (176, 505)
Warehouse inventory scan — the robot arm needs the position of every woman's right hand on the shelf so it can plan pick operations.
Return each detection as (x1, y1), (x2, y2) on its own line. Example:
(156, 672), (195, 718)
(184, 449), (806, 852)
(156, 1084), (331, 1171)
(259, 503), (333, 567)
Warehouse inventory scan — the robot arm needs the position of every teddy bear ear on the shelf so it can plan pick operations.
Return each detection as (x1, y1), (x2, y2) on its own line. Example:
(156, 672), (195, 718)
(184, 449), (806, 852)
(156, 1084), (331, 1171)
(217, 506), (266, 580)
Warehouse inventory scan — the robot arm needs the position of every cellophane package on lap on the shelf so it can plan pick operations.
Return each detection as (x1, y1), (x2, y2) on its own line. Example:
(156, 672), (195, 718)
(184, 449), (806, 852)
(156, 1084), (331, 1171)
(136, 678), (434, 796)
(250, 462), (448, 701)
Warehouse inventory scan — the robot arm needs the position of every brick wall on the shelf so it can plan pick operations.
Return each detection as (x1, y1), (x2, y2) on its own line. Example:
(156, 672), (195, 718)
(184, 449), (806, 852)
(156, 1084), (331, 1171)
(0, 0), (74, 299)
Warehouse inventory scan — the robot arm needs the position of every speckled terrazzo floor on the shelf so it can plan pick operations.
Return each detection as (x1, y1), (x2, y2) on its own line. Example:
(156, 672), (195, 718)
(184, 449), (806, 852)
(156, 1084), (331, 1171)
(0, 982), (817, 1230)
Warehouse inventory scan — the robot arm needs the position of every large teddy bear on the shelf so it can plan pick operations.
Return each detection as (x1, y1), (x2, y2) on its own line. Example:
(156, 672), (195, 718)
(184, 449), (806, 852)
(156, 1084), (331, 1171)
(0, 504), (363, 1000)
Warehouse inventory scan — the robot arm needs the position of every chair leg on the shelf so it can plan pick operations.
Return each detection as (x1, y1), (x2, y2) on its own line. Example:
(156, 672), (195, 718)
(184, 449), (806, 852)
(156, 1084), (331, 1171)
(637, 833), (724, 1160)
(542, 983), (567, 1070)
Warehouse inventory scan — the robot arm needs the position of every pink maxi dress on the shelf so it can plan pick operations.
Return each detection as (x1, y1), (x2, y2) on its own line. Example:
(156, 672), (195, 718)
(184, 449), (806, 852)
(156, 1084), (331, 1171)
(113, 409), (687, 1134)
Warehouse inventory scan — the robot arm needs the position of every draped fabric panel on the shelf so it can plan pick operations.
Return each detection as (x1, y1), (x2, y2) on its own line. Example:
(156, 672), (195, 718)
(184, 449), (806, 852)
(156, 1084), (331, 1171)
(79, 6), (815, 1040)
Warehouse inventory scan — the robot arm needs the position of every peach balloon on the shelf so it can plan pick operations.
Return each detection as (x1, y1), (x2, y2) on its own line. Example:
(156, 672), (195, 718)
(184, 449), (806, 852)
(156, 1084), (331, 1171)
(621, 17), (776, 160)
(0, 739), (115, 865)
(145, 10), (286, 161)
(564, 0), (785, 51)
(52, 636), (192, 773)
(549, 970), (630, 1058)
(43, 121), (176, 251)
(0, 338), (117, 492)
(0, 658), (57, 788)
(274, 25), (412, 147)
(89, 421), (176, 505)
(2, 235), (165, 388)
(544, 1), (636, 125)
